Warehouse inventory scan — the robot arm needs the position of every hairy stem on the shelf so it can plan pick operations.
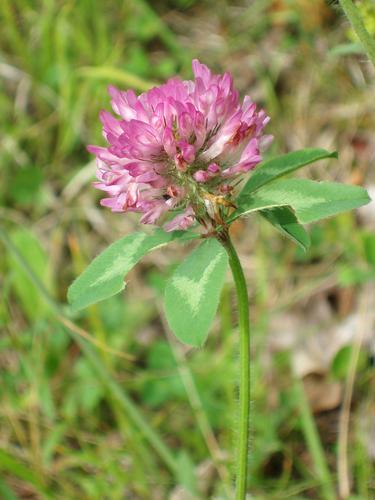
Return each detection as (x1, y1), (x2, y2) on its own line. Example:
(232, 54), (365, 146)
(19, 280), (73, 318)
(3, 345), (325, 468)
(220, 233), (250, 499)
(339, 0), (375, 67)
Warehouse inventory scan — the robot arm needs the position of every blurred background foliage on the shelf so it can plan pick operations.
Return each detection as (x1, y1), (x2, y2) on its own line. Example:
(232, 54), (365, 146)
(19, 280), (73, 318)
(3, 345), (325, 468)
(1, 0), (375, 498)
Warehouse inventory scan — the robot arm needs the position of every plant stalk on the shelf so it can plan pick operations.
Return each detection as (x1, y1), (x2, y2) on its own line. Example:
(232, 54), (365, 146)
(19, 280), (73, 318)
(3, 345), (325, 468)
(339, 0), (375, 67)
(220, 233), (250, 499)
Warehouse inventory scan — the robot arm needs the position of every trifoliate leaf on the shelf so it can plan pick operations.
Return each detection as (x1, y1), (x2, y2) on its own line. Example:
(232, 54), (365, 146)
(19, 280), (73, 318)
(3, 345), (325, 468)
(68, 229), (198, 311)
(239, 148), (337, 196)
(164, 238), (228, 347)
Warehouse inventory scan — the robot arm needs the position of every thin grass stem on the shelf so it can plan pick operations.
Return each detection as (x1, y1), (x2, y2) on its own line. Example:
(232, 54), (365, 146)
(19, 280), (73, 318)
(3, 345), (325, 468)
(294, 378), (336, 500)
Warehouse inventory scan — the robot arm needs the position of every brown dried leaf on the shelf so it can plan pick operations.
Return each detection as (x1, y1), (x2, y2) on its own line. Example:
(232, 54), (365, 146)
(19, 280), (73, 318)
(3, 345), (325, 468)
(303, 374), (342, 413)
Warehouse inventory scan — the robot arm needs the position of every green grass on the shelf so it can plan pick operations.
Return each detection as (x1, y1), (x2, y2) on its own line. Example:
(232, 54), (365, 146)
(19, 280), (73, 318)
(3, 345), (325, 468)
(1, 0), (375, 498)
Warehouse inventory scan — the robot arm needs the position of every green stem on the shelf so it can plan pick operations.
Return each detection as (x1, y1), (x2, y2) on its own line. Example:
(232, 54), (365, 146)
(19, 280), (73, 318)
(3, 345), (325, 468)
(220, 233), (250, 500)
(339, 0), (375, 67)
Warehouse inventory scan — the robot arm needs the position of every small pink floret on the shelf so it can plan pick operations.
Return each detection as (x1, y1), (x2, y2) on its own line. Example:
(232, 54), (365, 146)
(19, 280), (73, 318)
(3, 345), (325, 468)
(164, 206), (196, 232)
(193, 170), (210, 183)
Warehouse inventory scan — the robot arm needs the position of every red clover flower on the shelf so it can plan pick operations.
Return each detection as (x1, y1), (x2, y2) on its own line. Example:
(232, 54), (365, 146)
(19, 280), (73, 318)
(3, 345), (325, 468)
(88, 60), (272, 232)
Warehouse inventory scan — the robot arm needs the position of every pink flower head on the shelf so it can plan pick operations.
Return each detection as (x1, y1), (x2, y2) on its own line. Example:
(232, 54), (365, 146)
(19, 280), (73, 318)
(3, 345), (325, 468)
(88, 60), (271, 231)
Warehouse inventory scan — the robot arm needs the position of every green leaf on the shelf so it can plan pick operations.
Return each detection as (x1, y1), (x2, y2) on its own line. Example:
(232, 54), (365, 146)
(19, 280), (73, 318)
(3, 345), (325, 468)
(78, 66), (156, 92)
(0, 478), (18, 500)
(337, 264), (375, 286)
(232, 179), (371, 224)
(239, 148), (337, 197)
(0, 449), (45, 491)
(6, 228), (54, 321)
(261, 207), (311, 250)
(164, 238), (228, 347)
(363, 232), (375, 267)
(9, 166), (43, 205)
(141, 341), (184, 407)
(329, 42), (364, 57)
(330, 345), (367, 380)
(68, 229), (198, 311)
(176, 450), (198, 494)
